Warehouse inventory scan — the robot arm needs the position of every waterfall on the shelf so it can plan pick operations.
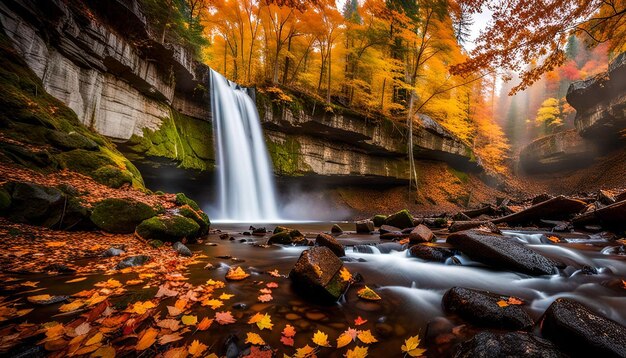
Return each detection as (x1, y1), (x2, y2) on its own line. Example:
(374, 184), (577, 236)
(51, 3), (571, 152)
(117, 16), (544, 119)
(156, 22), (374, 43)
(210, 69), (281, 222)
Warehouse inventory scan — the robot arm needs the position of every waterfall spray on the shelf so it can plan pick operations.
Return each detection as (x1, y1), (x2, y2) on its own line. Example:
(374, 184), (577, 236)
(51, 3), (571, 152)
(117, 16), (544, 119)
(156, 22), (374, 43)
(210, 69), (281, 222)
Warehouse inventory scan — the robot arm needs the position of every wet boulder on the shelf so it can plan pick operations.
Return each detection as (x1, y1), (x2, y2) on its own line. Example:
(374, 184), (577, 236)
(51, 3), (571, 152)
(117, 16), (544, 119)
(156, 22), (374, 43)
(8, 182), (64, 227)
(116, 255), (151, 270)
(449, 221), (500, 234)
(135, 215), (200, 242)
(175, 193), (201, 211)
(454, 331), (563, 358)
(172, 242), (192, 257)
(540, 298), (626, 358)
(372, 215), (387, 227)
(379, 225), (401, 234)
(447, 230), (556, 275)
(355, 219), (374, 233)
(384, 209), (415, 229)
(268, 228), (307, 245)
(573, 199), (626, 230)
(408, 244), (453, 262)
(102, 247), (125, 257)
(443, 287), (534, 331)
(178, 205), (210, 236)
(289, 247), (350, 303)
(315, 233), (345, 257)
(492, 195), (587, 225)
(331, 224), (343, 234)
(91, 198), (156, 233)
(409, 224), (434, 244)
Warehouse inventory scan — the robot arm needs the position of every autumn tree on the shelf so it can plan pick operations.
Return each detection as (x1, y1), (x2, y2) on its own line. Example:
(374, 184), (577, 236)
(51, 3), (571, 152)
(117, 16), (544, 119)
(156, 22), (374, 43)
(452, 0), (626, 94)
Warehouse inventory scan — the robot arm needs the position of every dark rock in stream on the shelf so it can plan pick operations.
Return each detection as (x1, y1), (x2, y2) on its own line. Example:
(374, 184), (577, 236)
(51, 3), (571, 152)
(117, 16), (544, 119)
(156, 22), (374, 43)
(268, 229), (307, 245)
(443, 287), (534, 330)
(379, 225), (401, 234)
(409, 244), (454, 262)
(331, 224), (343, 234)
(315, 233), (345, 257)
(492, 195), (587, 225)
(372, 214), (387, 227)
(102, 247), (125, 257)
(449, 221), (500, 234)
(173, 242), (192, 257)
(116, 255), (151, 270)
(447, 230), (557, 275)
(409, 224), (434, 243)
(454, 331), (563, 358)
(355, 219), (375, 233)
(540, 298), (626, 358)
(573, 199), (626, 230)
(289, 247), (350, 303)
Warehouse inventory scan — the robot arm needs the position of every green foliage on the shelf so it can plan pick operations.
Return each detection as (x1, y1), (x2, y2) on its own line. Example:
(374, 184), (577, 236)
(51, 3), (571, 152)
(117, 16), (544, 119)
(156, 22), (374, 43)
(138, 0), (208, 58)
(90, 198), (156, 234)
(535, 97), (563, 134)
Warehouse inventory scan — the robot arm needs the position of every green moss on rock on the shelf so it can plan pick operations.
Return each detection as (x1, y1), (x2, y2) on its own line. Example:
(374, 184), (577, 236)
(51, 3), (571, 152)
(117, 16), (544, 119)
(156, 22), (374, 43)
(178, 204), (210, 236)
(384, 209), (415, 229)
(126, 110), (214, 171)
(93, 165), (133, 188)
(90, 198), (156, 233)
(372, 215), (387, 227)
(175, 193), (201, 211)
(266, 135), (309, 176)
(46, 130), (98, 151)
(135, 215), (200, 242)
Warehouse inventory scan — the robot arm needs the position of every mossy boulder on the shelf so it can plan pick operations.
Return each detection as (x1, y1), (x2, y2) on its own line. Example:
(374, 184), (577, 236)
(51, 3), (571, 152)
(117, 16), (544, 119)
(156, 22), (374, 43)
(384, 209), (415, 229)
(46, 130), (98, 151)
(175, 193), (201, 211)
(178, 204), (210, 236)
(93, 165), (133, 188)
(91, 198), (156, 233)
(268, 228), (307, 245)
(0, 142), (59, 172)
(8, 181), (64, 227)
(56, 149), (116, 174)
(135, 215), (200, 242)
(372, 215), (387, 227)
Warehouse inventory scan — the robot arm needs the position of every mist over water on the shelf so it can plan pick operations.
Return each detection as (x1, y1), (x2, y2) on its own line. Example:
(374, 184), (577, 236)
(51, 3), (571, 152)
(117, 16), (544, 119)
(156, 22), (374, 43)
(210, 69), (281, 222)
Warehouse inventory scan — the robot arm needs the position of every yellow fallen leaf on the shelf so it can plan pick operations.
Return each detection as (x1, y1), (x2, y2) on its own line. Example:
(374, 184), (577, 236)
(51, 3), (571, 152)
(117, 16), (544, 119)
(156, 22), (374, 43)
(401, 335), (426, 357)
(188, 340), (208, 357)
(295, 345), (316, 358)
(312, 330), (331, 347)
(336, 332), (353, 348)
(65, 277), (87, 283)
(135, 327), (158, 351)
(90, 346), (115, 358)
(248, 312), (273, 330)
(59, 300), (85, 312)
(202, 299), (223, 309)
(125, 279), (143, 286)
(340, 267), (352, 282)
(27, 294), (53, 304)
(245, 332), (266, 345)
(85, 332), (103, 346)
(127, 301), (156, 315)
(181, 315), (198, 326)
(357, 330), (378, 344)
(345, 346), (368, 358)
(219, 293), (234, 300)
(357, 286), (381, 301)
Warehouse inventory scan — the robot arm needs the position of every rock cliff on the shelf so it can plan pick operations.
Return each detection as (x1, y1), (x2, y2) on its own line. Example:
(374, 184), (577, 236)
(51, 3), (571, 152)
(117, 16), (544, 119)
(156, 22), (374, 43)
(520, 51), (626, 173)
(1, 0), (480, 182)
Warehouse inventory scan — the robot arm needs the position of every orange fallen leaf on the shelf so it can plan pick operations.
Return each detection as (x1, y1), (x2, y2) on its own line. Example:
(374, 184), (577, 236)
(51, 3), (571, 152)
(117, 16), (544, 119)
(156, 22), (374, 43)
(496, 300), (509, 308)
(357, 330), (378, 344)
(354, 316), (367, 326)
(245, 332), (266, 345)
(281, 335), (295, 347)
(215, 311), (236, 325)
(282, 324), (296, 337)
(547, 236), (560, 243)
(257, 294), (273, 302)
(345, 346), (368, 358)
(135, 327), (158, 351)
(188, 340), (208, 357)
(507, 297), (524, 305)
(266, 282), (278, 288)
(65, 277), (87, 283)
(312, 330), (331, 347)
(197, 317), (213, 331)
(226, 267), (250, 281)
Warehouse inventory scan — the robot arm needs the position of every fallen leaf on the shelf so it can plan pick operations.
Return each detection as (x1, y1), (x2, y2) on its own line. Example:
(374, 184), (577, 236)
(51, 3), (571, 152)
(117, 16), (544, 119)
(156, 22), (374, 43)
(266, 282), (278, 288)
(157, 319), (181, 331)
(135, 327), (158, 351)
(401, 335), (426, 357)
(202, 299), (223, 309)
(336, 332), (353, 348)
(294, 344), (317, 358)
(215, 311), (236, 325)
(345, 346), (368, 358)
(163, 346), (188, 358)
(85, 332), (103, 346)
(197, 317), (213, 331)
(354, 316), (367, 326)
(282, 324), (296, 337)
(268, 269), (280, 277)
(257, 294), (273, 302)
(226, 267), (250, 281)
(357, 330), (378, 344)
(59, 300), (85, 312)
(507, 297), (524, 305)
(248, 312), (273, 330)
(74, 322), (91, 336)
(340, 267), (352, 282)
(188, 340), (208, 357)
(312, 330), (331, 347)
(90, 346), (115, 358)
(167, 306), (182, 316)
(27, 294), (53, 304)
(159, 333), (184, 345)
(181, 315), (198, 326)
(243, 346), (273, 358)
(219, 293), (234, 300)
(547, 236), (560, 243)
(66, 277), (87, 283)
(496, 300), (509, 308)
(357, 286), (381, 301)
(245, 332), (266, 345)
(125, 280), (143, 286)
(127, 301), (155, 315)
(281, 335), (295, 346)
(155, 284), (178, 298)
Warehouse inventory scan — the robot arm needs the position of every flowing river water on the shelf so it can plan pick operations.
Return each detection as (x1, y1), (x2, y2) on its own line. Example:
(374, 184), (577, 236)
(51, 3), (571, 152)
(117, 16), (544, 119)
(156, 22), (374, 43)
(7, 223), (626, 357)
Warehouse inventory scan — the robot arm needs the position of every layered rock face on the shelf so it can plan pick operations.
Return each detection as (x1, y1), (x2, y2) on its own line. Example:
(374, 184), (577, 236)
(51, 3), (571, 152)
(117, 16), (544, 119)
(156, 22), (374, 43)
(0, 0), (213, 170)
(261, 99), (479, 180)
(520, 52), (626, 173)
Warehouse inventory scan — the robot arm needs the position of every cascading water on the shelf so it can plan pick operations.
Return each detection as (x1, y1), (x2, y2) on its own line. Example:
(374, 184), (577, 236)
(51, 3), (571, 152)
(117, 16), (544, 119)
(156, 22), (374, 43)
(210, 69), (280, 222)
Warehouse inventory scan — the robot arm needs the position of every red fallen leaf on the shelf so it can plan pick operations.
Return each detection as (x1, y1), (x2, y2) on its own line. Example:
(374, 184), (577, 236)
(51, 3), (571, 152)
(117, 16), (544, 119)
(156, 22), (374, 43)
(84, 300), (109, 322)
(282, 324), (296, 337)
(507, 297), (524, 305)
(354, 316), (367, 326)
(280, 335), (294, 347)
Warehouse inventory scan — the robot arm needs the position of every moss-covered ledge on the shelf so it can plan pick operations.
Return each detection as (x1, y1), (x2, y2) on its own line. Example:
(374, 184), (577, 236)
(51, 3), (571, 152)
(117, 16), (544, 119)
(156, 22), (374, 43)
(123, 110), (215, 171)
